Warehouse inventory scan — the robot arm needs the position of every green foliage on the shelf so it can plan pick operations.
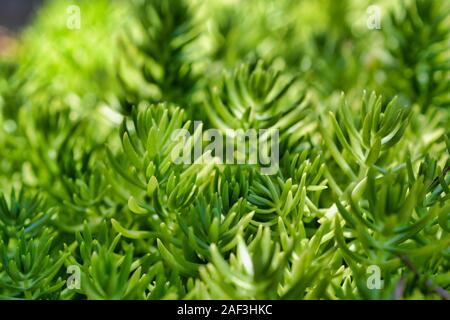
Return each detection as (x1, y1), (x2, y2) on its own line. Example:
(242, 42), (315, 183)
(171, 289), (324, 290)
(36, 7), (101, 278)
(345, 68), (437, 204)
(204, 61), (315, 150)
(0, 0), (449, 300)
(118, 0), (201, 113)
(65, 222), (150, 300)
(0, 229), (67, 299)
(0, 189), (54, 240)
(195, 224), (336, 299)
(320, 92), (412, 190)
(382, 0), (450, 110)
(12, 0), (128, 110)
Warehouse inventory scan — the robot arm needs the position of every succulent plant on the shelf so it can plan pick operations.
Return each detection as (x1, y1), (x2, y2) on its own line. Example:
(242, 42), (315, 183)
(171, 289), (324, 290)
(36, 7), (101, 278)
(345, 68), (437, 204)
(0, 0), (448, 300)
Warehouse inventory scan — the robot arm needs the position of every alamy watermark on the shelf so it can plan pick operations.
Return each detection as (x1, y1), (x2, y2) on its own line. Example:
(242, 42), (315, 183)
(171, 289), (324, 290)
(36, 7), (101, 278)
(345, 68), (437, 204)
(67, 265), (81, 290)
(366, 5), (381, 30)
(367, 265), (384, 289)
(170, 122), (280, 175)
(67, 5), (81, 30)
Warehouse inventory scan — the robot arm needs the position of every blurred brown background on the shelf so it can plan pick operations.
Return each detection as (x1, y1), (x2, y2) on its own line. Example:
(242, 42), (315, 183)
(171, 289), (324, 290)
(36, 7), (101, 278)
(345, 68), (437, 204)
(0, 0), (43, 55)
(0, 0), (43, 30)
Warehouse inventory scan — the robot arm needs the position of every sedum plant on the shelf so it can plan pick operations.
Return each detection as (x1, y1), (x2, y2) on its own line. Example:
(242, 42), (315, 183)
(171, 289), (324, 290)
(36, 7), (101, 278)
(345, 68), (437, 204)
(381, 0), (450, 111)
(204, 60), (316, 150)
(0, 0), (449, 301)
(117, 0), (202, 114)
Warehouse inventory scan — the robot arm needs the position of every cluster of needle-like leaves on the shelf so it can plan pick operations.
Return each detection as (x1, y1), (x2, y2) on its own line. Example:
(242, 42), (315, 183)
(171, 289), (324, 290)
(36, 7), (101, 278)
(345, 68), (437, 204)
(0, 0), (448, 300)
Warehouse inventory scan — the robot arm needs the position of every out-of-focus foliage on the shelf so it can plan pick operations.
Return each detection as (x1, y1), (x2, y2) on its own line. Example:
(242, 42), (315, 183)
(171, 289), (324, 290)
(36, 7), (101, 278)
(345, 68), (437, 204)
(117, 0), (202, 114)
(0, 0), (448, 300)
(11, 0), (129, 110)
